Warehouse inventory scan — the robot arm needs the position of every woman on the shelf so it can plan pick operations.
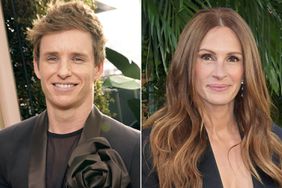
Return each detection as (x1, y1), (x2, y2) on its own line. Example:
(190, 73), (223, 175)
(142, 8), (282, 188)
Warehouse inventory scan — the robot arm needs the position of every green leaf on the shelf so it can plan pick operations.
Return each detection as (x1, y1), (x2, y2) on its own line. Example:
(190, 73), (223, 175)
(105, 47), (140, 80)
(103, 75), (140, 90)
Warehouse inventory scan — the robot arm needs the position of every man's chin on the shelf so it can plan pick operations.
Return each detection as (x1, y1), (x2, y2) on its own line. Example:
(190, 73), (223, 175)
(46, 99), (77, 110)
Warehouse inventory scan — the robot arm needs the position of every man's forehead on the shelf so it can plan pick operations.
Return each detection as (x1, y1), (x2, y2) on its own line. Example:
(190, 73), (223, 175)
(39, 30), (94, 55)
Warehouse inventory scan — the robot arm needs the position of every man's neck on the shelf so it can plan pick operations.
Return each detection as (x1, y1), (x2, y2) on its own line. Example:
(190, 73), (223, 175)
(46, 102), (93, 134)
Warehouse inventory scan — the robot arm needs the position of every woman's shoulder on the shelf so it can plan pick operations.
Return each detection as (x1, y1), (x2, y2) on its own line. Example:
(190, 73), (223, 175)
(142, 127), (153, 156)
(142, 127), (152, 140)
(142, 126), (160, 188)
(272, 123), (282, 139)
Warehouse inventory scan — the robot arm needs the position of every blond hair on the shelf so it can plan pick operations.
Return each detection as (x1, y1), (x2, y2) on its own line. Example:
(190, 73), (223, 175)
(27, 0), (105, 65)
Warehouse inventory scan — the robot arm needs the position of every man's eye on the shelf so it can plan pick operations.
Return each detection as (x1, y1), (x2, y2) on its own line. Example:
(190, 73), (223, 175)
(72, 56), (84, 63)
(47, 56), (58, 62)
(227, 56), (240, 62)
(200, 54), (214, 61)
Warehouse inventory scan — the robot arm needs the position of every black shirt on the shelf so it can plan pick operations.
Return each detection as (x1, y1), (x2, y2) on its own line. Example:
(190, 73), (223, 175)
(46, 129), (82, 188)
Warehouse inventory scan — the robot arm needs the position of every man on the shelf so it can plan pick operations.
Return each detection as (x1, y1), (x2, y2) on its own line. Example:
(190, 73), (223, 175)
(0, 1), (140, 188)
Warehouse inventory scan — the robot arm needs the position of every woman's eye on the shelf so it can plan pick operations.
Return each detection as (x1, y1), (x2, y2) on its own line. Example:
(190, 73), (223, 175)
(227, 56), (240, 62)
(200, 54), (214, 61)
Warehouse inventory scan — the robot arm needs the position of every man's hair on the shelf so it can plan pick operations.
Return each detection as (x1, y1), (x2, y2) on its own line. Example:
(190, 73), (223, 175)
(27, 0), (105, 65)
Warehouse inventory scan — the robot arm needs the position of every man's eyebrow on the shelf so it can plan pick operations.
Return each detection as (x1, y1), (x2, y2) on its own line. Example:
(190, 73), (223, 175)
(42, 51), (59, 56)
(71, 52), (89, 58)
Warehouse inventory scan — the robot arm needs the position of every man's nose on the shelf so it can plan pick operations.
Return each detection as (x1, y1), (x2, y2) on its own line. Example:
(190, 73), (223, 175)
(57, 60), (72, 79)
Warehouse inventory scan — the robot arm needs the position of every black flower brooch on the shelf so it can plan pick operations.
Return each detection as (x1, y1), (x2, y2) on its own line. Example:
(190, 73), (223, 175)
(65, 137), (130, 188)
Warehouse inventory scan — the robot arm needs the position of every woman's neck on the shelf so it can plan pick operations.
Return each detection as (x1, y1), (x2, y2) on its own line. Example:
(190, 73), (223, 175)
(202, 103), (239, 140)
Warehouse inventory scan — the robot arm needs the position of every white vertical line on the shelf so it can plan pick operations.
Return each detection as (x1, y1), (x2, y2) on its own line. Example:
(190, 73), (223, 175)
(0, 0), (21, 128)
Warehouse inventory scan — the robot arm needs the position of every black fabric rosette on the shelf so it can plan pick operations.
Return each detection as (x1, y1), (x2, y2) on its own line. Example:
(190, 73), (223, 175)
(65, 137), (130, 188)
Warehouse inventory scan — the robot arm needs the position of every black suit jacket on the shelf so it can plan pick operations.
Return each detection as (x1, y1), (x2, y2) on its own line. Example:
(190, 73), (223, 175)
(142, 124), (282, 188)
(0, 106), (140, 188)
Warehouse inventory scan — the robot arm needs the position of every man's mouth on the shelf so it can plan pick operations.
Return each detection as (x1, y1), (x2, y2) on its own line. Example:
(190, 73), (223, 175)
(52, 83), (78, 89)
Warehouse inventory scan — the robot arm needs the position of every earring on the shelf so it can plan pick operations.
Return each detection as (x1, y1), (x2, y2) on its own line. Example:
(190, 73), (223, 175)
(240, 80), (244, 97)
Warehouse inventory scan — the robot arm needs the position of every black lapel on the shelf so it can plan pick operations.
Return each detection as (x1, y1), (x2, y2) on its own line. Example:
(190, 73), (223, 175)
(252, 169), (279, 188)
(77, 106), (101, 145)
(200, 140), (277, 188)
(252, 176), (262, 188)
(199, 140), (224, 188)
(28, 111), (48, 188)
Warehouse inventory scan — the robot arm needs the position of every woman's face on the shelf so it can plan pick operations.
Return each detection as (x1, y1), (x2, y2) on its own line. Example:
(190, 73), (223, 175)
(195, 26), (244, 108)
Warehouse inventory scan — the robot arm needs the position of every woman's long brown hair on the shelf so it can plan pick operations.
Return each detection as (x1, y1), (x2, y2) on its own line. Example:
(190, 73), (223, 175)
(144, 8), (282, 187)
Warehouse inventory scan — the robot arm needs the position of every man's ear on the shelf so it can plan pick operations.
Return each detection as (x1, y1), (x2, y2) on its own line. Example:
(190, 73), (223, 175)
(33, 57), (41, 79)
(94, 61), (104, 81)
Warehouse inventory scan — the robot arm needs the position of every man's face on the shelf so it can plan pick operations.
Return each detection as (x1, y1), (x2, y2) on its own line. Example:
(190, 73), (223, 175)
(34, 29), (103, 110)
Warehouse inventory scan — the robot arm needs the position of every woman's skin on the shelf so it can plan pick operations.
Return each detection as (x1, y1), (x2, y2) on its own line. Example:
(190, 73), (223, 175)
(195, 26), (253, 188)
